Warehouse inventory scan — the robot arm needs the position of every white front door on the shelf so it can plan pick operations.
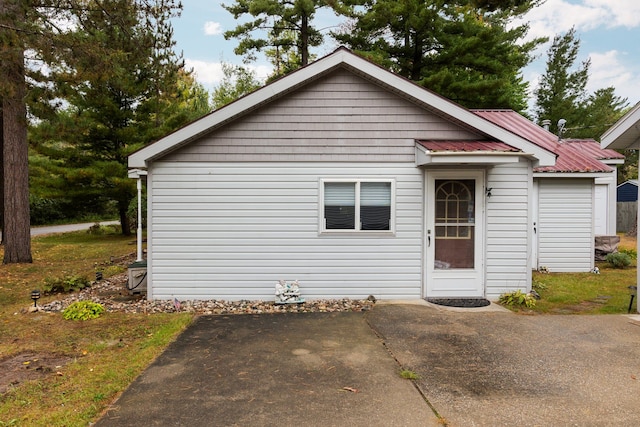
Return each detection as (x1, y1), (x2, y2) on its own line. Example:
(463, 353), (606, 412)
(426, 170), (484, 298)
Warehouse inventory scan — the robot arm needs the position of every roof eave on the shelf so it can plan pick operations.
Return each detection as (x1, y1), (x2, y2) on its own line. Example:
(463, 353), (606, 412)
(601, 103), (640, 149)
(533, 170), (614, 178)
(415, 145), (533, 167)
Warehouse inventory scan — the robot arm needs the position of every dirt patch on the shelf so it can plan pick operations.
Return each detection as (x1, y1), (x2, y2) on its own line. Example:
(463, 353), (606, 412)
(0, 352), (74, 394)
(550, 301), (604, 314)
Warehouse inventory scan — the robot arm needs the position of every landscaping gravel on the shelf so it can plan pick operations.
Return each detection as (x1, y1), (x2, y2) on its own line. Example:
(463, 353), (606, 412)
(39, 273), (376, 315)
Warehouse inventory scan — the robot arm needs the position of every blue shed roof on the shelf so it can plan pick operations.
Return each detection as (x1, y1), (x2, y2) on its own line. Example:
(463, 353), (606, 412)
(617, 180), (638, 202)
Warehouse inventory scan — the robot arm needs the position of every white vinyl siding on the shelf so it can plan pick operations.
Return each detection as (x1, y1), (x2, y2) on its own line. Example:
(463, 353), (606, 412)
(484, 160), (532, 299)
(162, 69), (482, 164)
(537, 179), (594, 272)
(147, 162), (423, 300)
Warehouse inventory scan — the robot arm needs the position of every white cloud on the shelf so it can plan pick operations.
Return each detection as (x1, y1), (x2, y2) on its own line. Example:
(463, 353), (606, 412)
(204, 21), (223, 36)
(185, 59), (225, 85)
(516, 0), (605, 42)
(585, 0), (640, 28)
(184, 59), (273, 87)
(250, 64), (272, 82)
(588, 50), (640, 103)
(517, 0), (640, 43)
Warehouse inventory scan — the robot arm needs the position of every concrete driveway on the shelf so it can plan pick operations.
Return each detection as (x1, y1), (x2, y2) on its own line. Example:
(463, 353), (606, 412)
(368, 303), (640, 426)
(97, 303), (640, 426)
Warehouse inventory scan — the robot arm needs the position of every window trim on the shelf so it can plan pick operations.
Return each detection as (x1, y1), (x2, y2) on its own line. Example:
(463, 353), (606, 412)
(319, 178), (396, 235)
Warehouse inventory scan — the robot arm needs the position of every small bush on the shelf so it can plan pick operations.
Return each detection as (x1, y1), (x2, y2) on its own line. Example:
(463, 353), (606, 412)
(62, 301), (105, 320)
(619, 248), (637, 260)
(532, 280), (547, 293)
(606, 252), (632, 269)
(499, 290), (536, 308)
(43, 275), (91, 294)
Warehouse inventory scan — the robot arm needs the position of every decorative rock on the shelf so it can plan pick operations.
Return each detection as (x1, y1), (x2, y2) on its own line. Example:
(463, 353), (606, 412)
(39, 272), (375, 315)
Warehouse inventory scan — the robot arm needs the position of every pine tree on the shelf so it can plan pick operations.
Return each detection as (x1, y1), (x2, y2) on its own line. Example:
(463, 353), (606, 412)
(534, 28), (627, 139)
(29, 1), (206, 235)
(334, 0), (542, 111)
(534, 28), (590, 135)
(223, 0), (343, 77)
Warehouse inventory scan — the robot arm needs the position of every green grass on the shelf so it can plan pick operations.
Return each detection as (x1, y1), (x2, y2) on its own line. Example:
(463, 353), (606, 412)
(521, 261), (637, 314)
(400, 369), (420, 380)
(0, 230), (195, 426)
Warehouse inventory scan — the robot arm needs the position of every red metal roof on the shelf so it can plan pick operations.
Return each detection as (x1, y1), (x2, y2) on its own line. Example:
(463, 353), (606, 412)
(563, 139), (625, 161)
(472, 110), (617, 173)
(417, 140), (521, 152)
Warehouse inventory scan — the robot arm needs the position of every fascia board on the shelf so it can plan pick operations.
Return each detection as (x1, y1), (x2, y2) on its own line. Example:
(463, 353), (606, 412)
(418, 152), (524, 166)
(601, 103), (640, 149)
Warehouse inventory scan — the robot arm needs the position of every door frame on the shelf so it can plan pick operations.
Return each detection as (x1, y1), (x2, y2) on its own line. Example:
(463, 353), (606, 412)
(424, 169), (486, 298)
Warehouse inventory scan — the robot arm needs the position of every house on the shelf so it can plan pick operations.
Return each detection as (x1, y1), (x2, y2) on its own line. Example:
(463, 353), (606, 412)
(128, 48), (622, 301)
(617, 180), (638, 202)
(601, 102), (640, 314)
(470, 113), (623, 271)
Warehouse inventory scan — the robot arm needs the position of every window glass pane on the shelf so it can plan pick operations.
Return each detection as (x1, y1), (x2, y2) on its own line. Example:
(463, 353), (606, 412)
(361, 182), (391, 230)
(324, 182), (355, 206)
(361, 182), (391, 206)
(361, 206), (390, 230)
(325, 182), (355, 229)
(434, 180), (475, 269)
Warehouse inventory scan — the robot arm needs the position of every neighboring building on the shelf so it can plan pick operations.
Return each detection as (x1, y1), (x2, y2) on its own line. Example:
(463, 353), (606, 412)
(617, 180), (638, 202)
(129, 48), (622, 301)
(601, 102), (640, 314)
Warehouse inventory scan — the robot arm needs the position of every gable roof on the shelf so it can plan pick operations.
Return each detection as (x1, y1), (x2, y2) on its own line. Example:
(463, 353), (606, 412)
(618, 179), (638, 188)
(474, 110), (619, 173)
(129, 48), (556, 169)
(601, 102), (640, 149)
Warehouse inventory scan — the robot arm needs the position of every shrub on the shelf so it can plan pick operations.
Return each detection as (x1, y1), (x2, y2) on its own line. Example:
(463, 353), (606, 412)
(43, 275), (91, 294)
(532, 279), (547, 293)
(606, 252), (632, 269)
(619, 248), (637, 260)
(499, 290), (536, 308)
(29, 195), (69, 225)
(62, 301), (105, 320)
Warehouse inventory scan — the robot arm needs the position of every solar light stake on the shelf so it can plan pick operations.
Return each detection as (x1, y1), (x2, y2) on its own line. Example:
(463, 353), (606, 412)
(31, 290), (41, 307)
(628, 286), (637, 314)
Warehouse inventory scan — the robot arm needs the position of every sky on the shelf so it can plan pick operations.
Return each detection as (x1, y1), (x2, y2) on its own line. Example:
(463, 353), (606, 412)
(171, 0), (640, 113)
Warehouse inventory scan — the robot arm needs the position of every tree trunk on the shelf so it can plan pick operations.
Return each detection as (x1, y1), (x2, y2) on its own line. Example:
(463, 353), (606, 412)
(1, 0), (32, 263)
(300, 12), (308, 66)
(0, 104), (4, 245)
(119, 202), (131, 236)
(2, 79), (32, 263)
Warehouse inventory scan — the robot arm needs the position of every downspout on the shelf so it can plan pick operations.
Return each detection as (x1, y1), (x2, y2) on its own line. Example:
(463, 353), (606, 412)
(136, 177), (143, 261)
(128, 169), (148, 261)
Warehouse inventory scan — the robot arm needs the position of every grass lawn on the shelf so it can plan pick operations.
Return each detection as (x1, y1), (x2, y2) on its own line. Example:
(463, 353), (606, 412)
(523, 234), (638, 314)
(0, 229), (637, 424)
(0, 229), (193, 426)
